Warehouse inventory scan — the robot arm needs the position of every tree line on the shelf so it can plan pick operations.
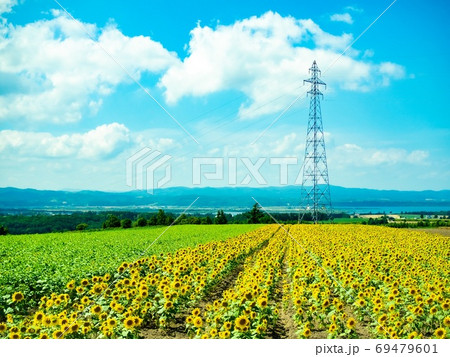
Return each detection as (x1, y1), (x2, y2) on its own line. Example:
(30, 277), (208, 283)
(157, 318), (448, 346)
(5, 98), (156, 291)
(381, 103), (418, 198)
(0, 204), (288, 235)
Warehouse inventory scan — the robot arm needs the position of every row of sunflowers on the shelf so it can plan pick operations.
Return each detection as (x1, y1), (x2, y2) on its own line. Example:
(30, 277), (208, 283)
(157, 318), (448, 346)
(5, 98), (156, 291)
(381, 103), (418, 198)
(186, 227), (288, 338)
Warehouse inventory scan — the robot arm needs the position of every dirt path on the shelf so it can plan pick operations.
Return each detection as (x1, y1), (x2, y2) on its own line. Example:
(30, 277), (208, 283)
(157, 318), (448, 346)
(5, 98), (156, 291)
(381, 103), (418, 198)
(343, 305), (373, 339)
(268, 260), (297, 339)
(408, 227), (450, 237)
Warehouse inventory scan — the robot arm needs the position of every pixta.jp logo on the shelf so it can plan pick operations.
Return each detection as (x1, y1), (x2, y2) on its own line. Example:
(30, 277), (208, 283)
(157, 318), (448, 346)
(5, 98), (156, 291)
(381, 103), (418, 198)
(126, 148), (172, 194)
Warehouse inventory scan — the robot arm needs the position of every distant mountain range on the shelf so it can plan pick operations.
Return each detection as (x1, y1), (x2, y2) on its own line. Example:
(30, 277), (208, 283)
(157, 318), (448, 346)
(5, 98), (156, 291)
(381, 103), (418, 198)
(0, 186), (449, 213)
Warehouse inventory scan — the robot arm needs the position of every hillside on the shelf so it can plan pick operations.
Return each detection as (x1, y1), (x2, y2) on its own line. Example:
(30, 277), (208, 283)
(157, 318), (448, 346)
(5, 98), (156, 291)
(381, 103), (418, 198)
(0, 186), (449, 212)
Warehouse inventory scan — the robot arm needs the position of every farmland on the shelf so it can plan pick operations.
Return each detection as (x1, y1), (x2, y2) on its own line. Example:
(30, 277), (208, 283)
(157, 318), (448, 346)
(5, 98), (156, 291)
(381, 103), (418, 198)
(0, 224), (448, 339)
(0, 225), (262, 314)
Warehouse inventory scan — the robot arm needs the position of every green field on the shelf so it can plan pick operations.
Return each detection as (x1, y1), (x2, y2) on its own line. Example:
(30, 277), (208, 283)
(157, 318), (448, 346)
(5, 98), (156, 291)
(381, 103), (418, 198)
(0, 225), (262, 314)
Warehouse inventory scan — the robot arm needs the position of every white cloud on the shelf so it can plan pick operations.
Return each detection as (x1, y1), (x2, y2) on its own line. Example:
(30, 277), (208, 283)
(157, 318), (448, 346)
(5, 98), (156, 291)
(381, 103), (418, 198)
(135, 135), (181, 153)
(0, 123), (130, 159)
(363, 49), (374, 58)
(378, 62), (406, 86)
(0, 11), (178, 123)
(345, 6), (364, 13)
(222, 132), (304, 158)
(0, 0), (16, 15)
(333, 144), (429, 166)
(330, 13), (354, 24)
(406, 150), (429, 164)
(159, 11), (405, 119)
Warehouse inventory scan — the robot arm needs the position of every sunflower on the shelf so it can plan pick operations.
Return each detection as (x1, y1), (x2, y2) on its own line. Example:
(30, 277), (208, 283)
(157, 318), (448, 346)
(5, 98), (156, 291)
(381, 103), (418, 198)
(91, 305), (102, 315)
(172, 280), (182, 289)
(346, 318), (356, 330)
(107, 318), (117, 327)
(9, 332), (21, 339)
(65, 280), (75, 289)
(223, 321), (232, 330)
(192, 308), (201, 316)
(444, 316), (450, 328)
(441, 302), (449, 310)
(92, 284), (103, 294)
(356, 299), (366, 307)
(52, 330), (64, 339)
(0, 323), (6, 333)
(81, 296), (90, 305)
(34, 311), (45, 323)
(235, 315), (250, 331)
(373, 297), (382, 305)
(42, 316), (52, 327)
(219, 330), (231, 339)
(70, 323), (80, 333)
(408, 331), (418, 339)
(193, 316), (203, 328)
(46, 299), (54, 308)
(12, 292), (24, 303)
(302, 328), (311, 338)
(39, 333), (49, 339)
(434, 328), (446, 339)
(123, 317), (135, 329)
(164, 301), (173, 309)
(378, 314), (388, 325)
(328, 324), (337, 333)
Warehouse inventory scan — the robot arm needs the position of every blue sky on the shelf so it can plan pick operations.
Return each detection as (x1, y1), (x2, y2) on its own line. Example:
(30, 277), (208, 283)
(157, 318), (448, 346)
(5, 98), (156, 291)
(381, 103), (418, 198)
(0, 0), (449, 192)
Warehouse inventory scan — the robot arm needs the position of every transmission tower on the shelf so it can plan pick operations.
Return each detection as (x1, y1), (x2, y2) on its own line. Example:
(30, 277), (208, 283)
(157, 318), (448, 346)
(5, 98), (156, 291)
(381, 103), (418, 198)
(299, 61), (333, 223)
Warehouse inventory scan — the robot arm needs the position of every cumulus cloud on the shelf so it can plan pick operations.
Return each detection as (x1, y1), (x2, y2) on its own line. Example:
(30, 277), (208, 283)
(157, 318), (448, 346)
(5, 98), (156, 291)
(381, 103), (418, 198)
(0, 123), (130, 159)
(330, 13), (354, 24)
(333, 144), (429, 166)
(0, 10), (179, 123)
(0, 0), (16, 15)
(159, 11), (405, 119)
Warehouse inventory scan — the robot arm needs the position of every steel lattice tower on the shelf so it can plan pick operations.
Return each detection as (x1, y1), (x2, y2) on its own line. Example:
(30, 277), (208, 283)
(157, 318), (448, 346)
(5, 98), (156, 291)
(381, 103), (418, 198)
(299, 61), (333, 223)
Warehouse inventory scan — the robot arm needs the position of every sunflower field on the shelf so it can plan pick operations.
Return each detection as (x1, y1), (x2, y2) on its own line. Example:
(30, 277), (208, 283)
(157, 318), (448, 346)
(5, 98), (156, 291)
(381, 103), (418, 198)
(0, 224), (449, 339)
